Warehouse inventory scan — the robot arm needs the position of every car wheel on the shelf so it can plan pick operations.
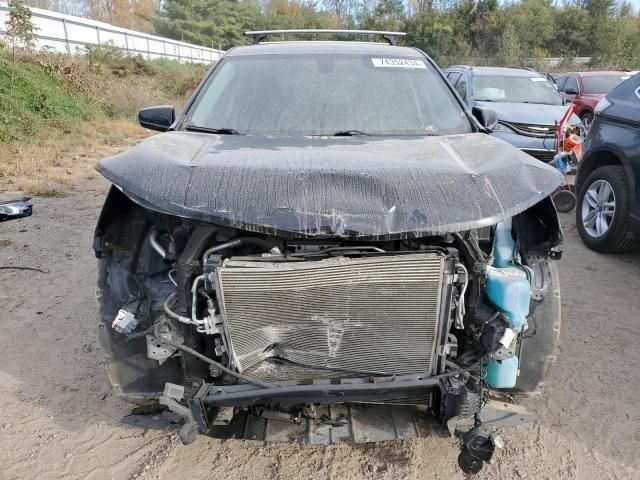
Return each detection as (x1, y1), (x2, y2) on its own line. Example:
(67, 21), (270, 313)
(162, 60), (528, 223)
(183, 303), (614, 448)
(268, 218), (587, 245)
(576, 165), (637, 252)
(580, 111), (594, 133)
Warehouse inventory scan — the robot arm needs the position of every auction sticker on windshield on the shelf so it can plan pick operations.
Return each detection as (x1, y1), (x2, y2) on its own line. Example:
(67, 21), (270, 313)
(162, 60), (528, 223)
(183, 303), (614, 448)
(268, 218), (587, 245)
(371, 58), (426, 69)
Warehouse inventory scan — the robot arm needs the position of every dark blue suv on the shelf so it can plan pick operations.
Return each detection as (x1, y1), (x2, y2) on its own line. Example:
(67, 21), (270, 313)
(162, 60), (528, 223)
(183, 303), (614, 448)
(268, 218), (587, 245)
(575, 73), (640, 252)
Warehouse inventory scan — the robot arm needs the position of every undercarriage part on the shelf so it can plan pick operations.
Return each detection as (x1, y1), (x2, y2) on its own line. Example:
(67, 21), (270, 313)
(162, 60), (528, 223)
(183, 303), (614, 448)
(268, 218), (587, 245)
(146, 320), (183, 365)
(440, 375), (483, 431)
(216, 252), (452, 380)
(158, 383), (199, 444)
(208, 404), (432, 445)
(156, 381), (533, 447)
(446, 399), (535, 434)
(458, 427), (495, 474)
(212, 407), (235, 426)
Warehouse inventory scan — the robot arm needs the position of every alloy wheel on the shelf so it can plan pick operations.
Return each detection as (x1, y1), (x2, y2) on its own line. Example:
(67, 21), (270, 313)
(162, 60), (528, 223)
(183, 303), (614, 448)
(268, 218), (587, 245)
(581, 179), (615, 237)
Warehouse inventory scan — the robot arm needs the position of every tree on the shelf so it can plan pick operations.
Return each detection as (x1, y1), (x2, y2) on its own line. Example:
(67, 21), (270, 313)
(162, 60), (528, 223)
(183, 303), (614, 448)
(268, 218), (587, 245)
(155, 0), (262, 50)
(359, 0), (406, 32)
(261, 0), (335, 30)
(405, 10), (472, 64)
(496, 22), (521, 66)
(324, 0), (355, 26)
(553, 6), (591, 57)
(4, 0), (38, 118)
(500, 0), (555, 57)
(5, 0), (37, 52)
(87, 0), (160, 32)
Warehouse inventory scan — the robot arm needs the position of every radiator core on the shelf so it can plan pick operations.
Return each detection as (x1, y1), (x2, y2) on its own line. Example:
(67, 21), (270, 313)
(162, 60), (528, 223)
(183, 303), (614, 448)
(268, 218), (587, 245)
(216, 253), (447, 380)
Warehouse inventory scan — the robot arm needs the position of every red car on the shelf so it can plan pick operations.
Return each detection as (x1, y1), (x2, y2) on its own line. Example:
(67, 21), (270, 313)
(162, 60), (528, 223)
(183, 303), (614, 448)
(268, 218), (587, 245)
(554, 71), (631, 130)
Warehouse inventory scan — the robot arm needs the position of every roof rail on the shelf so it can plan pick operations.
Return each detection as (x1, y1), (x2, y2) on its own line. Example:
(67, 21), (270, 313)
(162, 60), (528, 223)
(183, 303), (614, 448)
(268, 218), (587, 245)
(244, 29), (406, 46)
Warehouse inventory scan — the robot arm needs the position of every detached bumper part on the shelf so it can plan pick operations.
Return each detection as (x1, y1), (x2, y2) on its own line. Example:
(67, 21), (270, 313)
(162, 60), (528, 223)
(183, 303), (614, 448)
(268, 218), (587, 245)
(0, 197), (32, 222)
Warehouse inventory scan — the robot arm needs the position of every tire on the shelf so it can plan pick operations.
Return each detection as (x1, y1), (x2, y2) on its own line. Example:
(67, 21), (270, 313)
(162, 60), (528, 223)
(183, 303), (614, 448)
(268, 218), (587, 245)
(575, 165), (638, 253)
(580, 111), (594, 133)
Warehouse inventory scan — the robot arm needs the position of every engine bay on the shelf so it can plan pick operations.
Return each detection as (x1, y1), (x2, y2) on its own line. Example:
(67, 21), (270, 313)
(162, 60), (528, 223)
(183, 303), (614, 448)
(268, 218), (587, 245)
(94, 188), (562, 473)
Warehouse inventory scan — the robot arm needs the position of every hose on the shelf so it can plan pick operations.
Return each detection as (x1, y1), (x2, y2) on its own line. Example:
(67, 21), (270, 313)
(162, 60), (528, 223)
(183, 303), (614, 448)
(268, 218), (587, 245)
(202, 237), (277, 265)
(163, 293), (192, 324)
(149, 230), (167, 259)
(455, 263), (469, 329)
(152, 322), (274, 389)
(191, 275), (206, 325)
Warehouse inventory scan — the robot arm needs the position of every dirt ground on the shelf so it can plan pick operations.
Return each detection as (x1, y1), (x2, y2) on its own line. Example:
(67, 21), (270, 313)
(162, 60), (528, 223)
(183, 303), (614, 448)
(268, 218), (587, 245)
(1, 153), (640, 480)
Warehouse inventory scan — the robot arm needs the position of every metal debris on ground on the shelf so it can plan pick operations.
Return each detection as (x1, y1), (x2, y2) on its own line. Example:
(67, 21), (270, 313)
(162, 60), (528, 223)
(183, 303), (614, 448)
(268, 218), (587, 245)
(0, 197), (33, 222)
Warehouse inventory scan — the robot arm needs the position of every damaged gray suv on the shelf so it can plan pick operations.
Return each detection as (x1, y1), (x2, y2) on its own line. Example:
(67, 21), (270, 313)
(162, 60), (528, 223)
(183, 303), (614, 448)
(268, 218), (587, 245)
(94, 30), (563, 474)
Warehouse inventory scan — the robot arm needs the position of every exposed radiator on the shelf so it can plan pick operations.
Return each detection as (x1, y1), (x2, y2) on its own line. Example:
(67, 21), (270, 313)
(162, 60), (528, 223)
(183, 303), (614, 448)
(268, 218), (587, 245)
(216, 253), (448, 380)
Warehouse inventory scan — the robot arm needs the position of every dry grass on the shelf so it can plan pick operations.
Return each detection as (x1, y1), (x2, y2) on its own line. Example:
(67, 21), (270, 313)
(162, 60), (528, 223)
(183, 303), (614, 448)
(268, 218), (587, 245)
(0, 115), (147, 195)
(0, 49), (207, 196)
(15, 178), (65, 197)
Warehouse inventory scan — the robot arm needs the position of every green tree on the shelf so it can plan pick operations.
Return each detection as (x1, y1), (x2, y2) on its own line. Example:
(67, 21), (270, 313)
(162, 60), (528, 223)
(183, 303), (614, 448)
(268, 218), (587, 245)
(360, 0), (406, 31)
(500, 0), (554, 57)
(4, 0), (38, 118)
(154, 0), (262, 50)
(5, 0), (37, 53)
(260, 0), (335, 30)
(405, 10), (471, 64)
(553, 6), (591, 57)
(496, 22), (521, 66)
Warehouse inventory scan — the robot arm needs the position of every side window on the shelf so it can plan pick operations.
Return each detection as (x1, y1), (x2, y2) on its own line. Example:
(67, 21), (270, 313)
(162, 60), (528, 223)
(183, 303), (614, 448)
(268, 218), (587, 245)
(447, 72), (461, 85)
(564, 76), (579, 94)
(455, 75), (468, 99)
(555, 76), (567, 91)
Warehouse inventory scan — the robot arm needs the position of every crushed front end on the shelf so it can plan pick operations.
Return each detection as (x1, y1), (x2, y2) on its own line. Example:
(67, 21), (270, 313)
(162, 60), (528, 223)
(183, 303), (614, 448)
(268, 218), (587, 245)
(94, 183), (561, 473)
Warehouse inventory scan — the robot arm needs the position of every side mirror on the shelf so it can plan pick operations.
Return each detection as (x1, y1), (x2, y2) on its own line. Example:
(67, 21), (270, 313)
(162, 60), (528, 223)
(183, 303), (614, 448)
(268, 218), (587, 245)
(564, 87), (578, 96)
(472, 106), (498, 131)
(138, 105), (175, 132)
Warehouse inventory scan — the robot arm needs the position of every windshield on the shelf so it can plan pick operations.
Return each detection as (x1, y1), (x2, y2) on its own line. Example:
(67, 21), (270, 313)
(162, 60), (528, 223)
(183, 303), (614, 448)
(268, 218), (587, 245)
(472, 75), (563, 105)
(582, 75), (629, 94)
(186, 54), (473, 136)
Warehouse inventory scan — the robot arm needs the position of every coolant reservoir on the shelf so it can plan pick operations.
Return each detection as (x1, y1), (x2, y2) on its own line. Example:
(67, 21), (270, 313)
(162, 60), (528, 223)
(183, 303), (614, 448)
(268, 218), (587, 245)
(485, 356), (519, 389)
(484, 220), (532, 389)
(485, 266), (530, 334)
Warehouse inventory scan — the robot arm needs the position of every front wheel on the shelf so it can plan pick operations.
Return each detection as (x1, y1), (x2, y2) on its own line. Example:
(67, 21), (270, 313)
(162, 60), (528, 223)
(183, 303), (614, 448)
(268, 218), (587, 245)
(576, 165), (637, 252)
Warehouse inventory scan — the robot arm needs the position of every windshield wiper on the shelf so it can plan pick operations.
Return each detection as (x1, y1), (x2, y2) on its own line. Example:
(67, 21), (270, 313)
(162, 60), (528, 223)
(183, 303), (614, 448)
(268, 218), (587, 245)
(332, 130), (369, 136)
(185, 125), (244, 135)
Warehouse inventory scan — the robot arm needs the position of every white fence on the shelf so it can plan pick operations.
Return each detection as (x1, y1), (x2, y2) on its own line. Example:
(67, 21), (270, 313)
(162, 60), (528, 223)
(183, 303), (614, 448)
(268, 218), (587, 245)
(0, 2), (223, 63)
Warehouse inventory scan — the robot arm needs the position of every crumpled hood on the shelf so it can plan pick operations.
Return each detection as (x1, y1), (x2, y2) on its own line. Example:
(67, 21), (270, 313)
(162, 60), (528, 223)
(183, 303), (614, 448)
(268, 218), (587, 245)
(97, 131), (563, 238)
(475, 101), (580, 125)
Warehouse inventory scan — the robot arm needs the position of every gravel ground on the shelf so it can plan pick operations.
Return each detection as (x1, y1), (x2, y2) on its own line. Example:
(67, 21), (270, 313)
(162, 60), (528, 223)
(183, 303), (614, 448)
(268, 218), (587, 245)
(1, 174), (639, 480)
